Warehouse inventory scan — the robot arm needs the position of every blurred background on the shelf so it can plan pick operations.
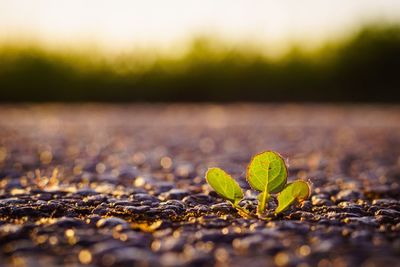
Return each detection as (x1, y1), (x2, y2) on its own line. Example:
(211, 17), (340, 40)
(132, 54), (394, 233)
(0, 0), (400, 102)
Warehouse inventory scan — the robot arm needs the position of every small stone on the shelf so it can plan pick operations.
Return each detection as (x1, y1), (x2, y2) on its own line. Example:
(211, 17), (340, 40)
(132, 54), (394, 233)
(52, 217), (85, 228)
(159, 189), (189, 200)
(333, 190), (363, 203)
(375, 209), (400, 218)
(96, 217), (129, 228)
(133, 193), (159, 202)
(210, 203), (235, 213)
(311, 194), (333, 206)
(343, 216), (378, 227)
(299, 200), (313, 211)
(76, 188), (98, 196)
(288, 211), (315, 221)
(199, 215), (230, 228)
(124, 205), (150, 214)
(375, 215), (395, 224)
(182, 194), (213, 206)
(372, 199), (399, 206)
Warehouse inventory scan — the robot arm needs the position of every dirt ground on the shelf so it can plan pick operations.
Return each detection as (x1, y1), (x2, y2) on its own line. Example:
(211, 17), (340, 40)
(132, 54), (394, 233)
(0, 104), (399, 267)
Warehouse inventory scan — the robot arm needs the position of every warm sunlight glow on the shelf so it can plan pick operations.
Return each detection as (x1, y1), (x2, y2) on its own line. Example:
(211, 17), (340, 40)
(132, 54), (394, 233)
(0, 0), (400, 51)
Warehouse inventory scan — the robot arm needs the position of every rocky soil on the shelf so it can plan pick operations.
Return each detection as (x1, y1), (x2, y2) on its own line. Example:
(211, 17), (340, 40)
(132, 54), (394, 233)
(0, 104), (399, 267)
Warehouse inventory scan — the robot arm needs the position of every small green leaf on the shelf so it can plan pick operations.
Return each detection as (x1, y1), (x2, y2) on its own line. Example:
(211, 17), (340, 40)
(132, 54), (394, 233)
(246, 151), (287, 194)
(275, 180), (310, 214)
(205, 168), (244, 204)
(247, 151), (287, 215)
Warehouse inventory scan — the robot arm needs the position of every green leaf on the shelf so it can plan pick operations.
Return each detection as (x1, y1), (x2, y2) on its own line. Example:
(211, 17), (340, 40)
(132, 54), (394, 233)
(247, 151), (288, 215)
(246, 151), (287, 194)
(275, 180), (310, 214)
(205, 168), (244, 204)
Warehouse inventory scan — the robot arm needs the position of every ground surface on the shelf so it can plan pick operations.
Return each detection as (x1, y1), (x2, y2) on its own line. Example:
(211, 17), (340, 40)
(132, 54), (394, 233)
(0, 104), (399, 267)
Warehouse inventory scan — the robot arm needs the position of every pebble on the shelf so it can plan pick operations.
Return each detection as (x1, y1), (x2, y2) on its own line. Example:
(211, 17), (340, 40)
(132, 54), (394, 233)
(133, 193), (159, 202)
(343, 217), (378, 227)
(375, 209), (400, 218)
(124, 205), (150, 214)
(159, 189), (189, 200)
(96, 217), (129, 228)
(288, 211), (315, 220)
(198, 215), (230, 228)
(182, 194), (213, 206)
(311, 194), (333, 206)
(210, 203), (235, 213)
(333, 189), (363, 203)
(52, 217), (85, 228)
(372, 199), (399, 206)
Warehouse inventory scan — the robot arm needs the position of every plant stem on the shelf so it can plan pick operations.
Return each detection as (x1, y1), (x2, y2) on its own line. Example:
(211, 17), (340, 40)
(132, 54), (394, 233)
(232, 202), (256, 219)
(257, 161), (270, 216)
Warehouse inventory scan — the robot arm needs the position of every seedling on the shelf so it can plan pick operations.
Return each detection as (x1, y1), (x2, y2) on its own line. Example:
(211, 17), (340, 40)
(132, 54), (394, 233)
(205, 151), (310, 219)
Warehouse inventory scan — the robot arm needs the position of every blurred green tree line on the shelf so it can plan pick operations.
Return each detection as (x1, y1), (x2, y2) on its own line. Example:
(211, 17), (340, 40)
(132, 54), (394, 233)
(0, 24), (399, 102)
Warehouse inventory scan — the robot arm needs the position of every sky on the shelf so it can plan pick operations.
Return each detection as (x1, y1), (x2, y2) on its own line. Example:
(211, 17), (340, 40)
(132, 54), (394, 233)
(0, 0), (400, 51)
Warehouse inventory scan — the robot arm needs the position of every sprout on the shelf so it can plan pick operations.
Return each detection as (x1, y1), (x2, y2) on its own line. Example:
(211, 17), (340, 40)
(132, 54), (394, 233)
(205, 151), (311, 219)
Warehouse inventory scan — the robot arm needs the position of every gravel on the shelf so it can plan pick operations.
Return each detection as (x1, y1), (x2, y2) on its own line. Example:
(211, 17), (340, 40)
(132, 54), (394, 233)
(0, 104), (399, 267)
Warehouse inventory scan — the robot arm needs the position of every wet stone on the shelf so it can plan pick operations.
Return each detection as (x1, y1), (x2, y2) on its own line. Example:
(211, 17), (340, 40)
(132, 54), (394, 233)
(52, 217), (85, 228)
(96, 217), (129, 228)
(367, 205), (380, 214)
(374, 209), (400, 218)
(299, 200), (313, 212)
(159, 189), (190, 200)
(337, 212), (362, 219)
(182, 194), (213, 206)
(140, 200), (159, 206)
(375, 215), (396, 224)
(210, 203), (235, 214)
(113, 201), (135, 207)
(76, 188), (99, 196)
(35, 193), (53, 201)
(311, 194), (333, 206)
(155, 182), (175, 193)
(288, 211), (315, 221)
(124, 205), (150, 214)
(0, 198), (28, 206)
(159, 208), (178, 218)
(190, 205), (210, 214)
(92, 206), (109, 216)
(343, 216), (378, 227)
(372, 199), (399, 206)
(133, 193), (159, 202)
(199, 215), (230, 228)
(333, 189), (364, 203)
(160, 200), (186, 214)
